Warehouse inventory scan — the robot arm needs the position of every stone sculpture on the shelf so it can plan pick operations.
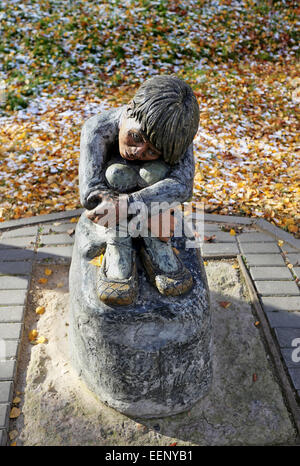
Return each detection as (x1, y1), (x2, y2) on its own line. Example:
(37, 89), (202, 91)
(69, 75), (212, 417)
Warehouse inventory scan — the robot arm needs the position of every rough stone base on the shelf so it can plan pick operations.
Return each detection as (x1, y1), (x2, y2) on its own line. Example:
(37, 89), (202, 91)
(69, 215), (212, 418)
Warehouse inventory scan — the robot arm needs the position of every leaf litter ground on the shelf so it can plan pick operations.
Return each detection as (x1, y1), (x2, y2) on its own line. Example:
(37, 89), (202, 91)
(0, 0), (299, 236)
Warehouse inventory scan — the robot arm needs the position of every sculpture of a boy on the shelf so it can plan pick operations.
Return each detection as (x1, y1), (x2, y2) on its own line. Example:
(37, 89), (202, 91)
(79, 75), (199, 306)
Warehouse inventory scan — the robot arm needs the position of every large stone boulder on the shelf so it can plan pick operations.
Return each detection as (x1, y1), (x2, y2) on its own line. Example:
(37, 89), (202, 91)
(69, 213), (212, 418)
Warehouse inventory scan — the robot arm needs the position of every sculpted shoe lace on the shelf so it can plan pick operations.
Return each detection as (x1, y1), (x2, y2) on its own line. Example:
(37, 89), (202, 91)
(97, 251), (138, 306)
(140, 245), (193, 297)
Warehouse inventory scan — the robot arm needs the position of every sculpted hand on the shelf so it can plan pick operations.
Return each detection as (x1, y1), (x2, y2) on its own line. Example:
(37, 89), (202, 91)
(86, 194), (128, 228)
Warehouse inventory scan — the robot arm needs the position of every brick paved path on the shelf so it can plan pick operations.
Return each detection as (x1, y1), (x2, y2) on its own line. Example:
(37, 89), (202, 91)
(0, 211), (299, 445)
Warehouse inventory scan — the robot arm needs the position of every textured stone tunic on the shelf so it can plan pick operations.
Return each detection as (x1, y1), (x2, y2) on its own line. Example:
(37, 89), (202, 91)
(79, 106), (195, 212)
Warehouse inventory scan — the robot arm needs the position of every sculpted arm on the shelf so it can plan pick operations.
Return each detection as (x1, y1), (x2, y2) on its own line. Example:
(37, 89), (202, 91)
(79, 110), (120, 210)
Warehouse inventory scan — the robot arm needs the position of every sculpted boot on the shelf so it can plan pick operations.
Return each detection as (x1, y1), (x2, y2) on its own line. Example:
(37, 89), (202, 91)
(97, 235), (138, 306)
(140, 237), (193, 297)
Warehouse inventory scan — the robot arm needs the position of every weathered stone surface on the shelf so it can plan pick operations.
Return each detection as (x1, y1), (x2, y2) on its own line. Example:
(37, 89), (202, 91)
(0, 404), (9, 429)
(201, 242), (239, 257)
(0, 276), (29, 290)
(0, 262), (32, 276)
(0, 237), (36, 249)
(244, 254), (285, 267)
(69, 213), (212, 418)
(40, 233), (75, 245)
(36, 246), (73, 262)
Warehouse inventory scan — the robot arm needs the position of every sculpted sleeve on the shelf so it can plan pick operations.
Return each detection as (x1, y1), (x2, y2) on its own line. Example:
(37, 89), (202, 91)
(79, 107), (123, 210)
(128, 144), (195, 215)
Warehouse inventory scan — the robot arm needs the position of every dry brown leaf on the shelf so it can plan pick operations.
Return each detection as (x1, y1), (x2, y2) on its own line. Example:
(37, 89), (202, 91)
(9, 407), (21, 419)
(35, 306), (45, 315)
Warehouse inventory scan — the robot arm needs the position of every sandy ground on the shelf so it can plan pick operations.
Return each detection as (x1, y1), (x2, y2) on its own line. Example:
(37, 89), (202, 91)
(8, 260), (297, 446)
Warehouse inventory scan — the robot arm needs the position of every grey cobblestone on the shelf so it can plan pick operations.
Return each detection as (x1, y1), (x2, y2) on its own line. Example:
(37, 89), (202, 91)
(287, 368), (300, 390)
(244, 254), (286, 267)
(0, 276), (30, 290)
(40, 233), (75, 245)
(0, 290), (27, 306)
(293, 268), (300, 280)
(249, 267), (293, 281)
(0, 403), (9, 429)
(0, 361), (16, 381)
(0, 381), (12, 403)
(36, 245), (73, 262)
(266, 311), (300, 328)
(0, 323), (22, 340)
(261, 296), (300, 312)
(238, 232), (276, 243)
(0, 237), (36, 249)
(274, 328), (300, 347)
(0, 248), (35, 262)
(2, 226), (38, 239)
(0, 306), (25, 323)
(255, 281), (300, 297)
(239, 242), (280, 254)
(0, 262), (32, 276)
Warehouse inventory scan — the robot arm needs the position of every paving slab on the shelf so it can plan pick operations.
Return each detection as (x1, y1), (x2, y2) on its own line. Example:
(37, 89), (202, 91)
(255, 281), (300, 297)
(0, 361), (16, 381)
(0, 237), (36, 249)
(41, 223), (77, 235)
(281, 244), (300, 254)
(0, 403), (9, 429)
(240, 243), (280, 254)
(0, 276), (30, 290)
(40, 233), (75, 245)
(0, 306), (25, 323)
(287, 368), (300, 390)
(244, 254), (286, 267)
(0, 323), (22, 340)
(281, 348), (300, 368)
(294, 268), (300, 280)
(1, 226), (38, 239)
(275, 328), (300, 347)
(238, 232), (276, 243)
(0, 248), (35, 262)
(266, 311), (300, 329)
(0, 290), (27, 307)
(0, 341), (20, 360)
(249, 267), (293, 281)
(286, 254), (300, 266)
(0, 382), (12, 403)
(36, 246), (73, 262)
(261, 296), (300, 312)
(0, 428), (7, 446)
(201, 242), (239, 257)
(0, 262), (32, 276)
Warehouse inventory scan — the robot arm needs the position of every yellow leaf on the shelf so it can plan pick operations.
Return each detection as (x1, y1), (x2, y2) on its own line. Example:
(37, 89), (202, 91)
(35, 306), (45, 315)
(28, 329), (38, 341)
(277, 240), (284, 247)
(56, 282), (64, 288)
(36, 336), (48, 344)
(38, 278), (48, 284)
(70, 217), (78, 223)
(9, 407), (21, 419)
(288, 224), (298, 233)
(89, 254), (104, 267)
(172, 247), (180, 255)
(232, 263), (239, 269)
(229, 229), (236, 236)
(8, 430), (18, 441)
(203, 261), (208, 266)
(13, 396), (21, 404)
(287, 263), (293, 269)
(44, 268), (52, 276)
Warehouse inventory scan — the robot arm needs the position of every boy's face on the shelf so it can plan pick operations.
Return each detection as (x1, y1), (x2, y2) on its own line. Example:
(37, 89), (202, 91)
(119, 111), (161, 162)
